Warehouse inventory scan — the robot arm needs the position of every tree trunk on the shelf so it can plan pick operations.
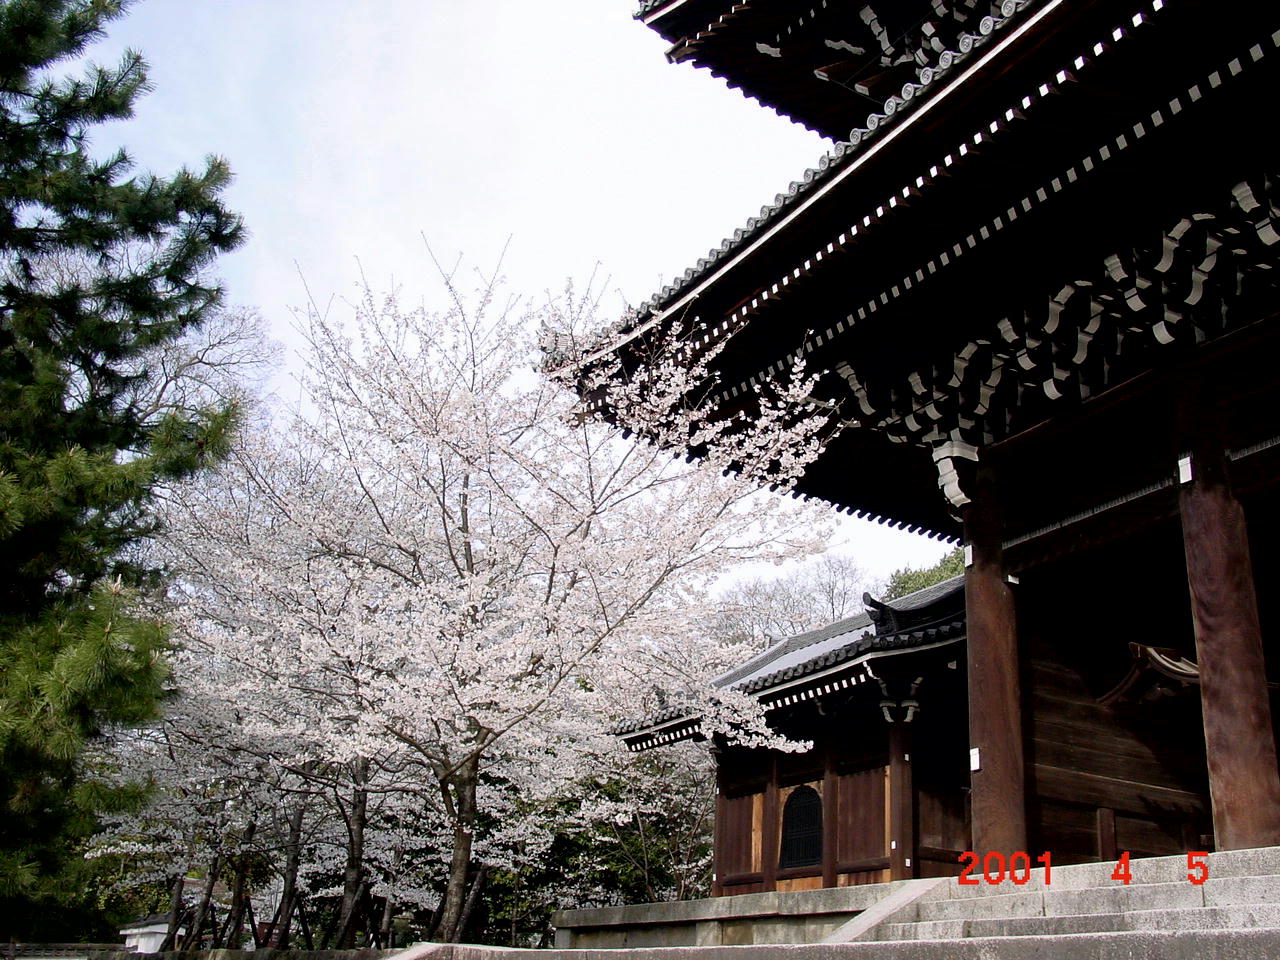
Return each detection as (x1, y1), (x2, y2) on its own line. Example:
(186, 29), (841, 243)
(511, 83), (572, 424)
(378, 846), (402, 947)
(432, 757), (480, 943)
(335, 767), (370, 948)
(244, 896), (261, 949)
(180, 855), (220, 950)
(333, 880), (367, 950)
(378, 894), (396, 948)
(273, 803), (306, 947)
(296, 894), (315, 950)
(159, 870), (186, 952)
(456, 865), (488, 943)
(219, 821), (257, 948)
(508, 866), (520, 947)
(361, 888), (381, 948)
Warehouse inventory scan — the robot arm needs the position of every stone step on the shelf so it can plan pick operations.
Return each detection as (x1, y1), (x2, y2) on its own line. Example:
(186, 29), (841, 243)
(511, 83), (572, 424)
(917, 889), (1046, 922)
(874, 904), (1280, 941)
(1041, 879), (1204, 916)
(448, 927), (1280, 959)
(913, 870), (1280, 923)
(872, 919), (969, 941)
(917, 878), (1207, 922)
(873, 914), (1123, 941)
(1204, 873), (1280, 906)
(938, 846), (1280, 898)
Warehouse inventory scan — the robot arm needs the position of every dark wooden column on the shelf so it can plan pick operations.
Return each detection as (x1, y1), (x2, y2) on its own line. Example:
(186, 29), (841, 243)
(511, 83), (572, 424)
(822, 746), (839, 888)
(1179, 446), (1280, 850)
(1096, 808), (1117, 862)
(712, 760), (726, 897)
(964, 466), (1027, 854)
(762, 755), (779, 890)
(888, 722), (915, 880)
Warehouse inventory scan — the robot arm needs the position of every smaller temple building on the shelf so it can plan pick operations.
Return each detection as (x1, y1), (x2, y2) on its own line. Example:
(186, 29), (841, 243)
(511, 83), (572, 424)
(619, 573), (1221, 897)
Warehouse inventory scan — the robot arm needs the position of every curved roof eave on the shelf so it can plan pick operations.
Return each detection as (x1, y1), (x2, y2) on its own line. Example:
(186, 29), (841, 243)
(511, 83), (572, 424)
(563, 0), (1061, 374)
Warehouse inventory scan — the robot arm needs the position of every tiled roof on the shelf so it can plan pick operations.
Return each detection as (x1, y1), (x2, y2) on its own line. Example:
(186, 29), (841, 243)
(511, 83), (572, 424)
(619, 5), (1042, 328)
(634, 0), (674, 17)
(545, 3), (1045, 378)
(616, 575), (965, 744)
(614, 705), (695, 737)
(725, 575), (964, 693)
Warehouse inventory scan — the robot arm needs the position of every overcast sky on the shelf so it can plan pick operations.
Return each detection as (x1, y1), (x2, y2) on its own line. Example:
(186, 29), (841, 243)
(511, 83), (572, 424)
(84, 0), (950, 580)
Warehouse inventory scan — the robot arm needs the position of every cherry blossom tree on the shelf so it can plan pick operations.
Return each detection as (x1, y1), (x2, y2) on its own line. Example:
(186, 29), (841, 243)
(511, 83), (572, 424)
(143, 264), (830, 942)
(713, 554), (875, 649)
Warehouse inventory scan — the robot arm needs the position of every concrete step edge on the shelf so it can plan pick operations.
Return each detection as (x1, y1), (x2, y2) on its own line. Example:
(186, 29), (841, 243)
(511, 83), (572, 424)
(933, 877), (1215, 906)
(934, 849), (1280, 898)
(841, 927), (1280, 957)
(880, 906), (1234, 938)
(436, 927), (1280, 960)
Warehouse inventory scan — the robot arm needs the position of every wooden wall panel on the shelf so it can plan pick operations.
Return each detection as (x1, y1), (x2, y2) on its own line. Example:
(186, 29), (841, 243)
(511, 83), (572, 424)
(720, 880), (766, 896)
(917, 785), (967, 853)
(1027, 800), (1097, 864)
(1018, 528), (1215, 861)
(775, 876), (825, 893)
(750, 793), (763, 873)
(838, 869), (891, 886)
(835, 766), (887, 863)
(919, 860), (962, 879)
(1026, 657), (1210, 861)
(1115, 813), (1192, 859)
(1031, 765), (1204, 815)
(719, 791), (762, 878)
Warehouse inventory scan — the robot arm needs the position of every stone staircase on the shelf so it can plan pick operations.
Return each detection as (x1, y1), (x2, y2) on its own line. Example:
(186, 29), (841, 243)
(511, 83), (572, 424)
(413, 848), (1280, 960)
(846, 846), (1280, 952)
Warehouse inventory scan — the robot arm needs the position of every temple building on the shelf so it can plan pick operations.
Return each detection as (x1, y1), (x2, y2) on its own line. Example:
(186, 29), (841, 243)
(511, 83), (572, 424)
(619, 577), (972, 892)
(619, 569), (1228, 895)
(564, 0), (1280, 891)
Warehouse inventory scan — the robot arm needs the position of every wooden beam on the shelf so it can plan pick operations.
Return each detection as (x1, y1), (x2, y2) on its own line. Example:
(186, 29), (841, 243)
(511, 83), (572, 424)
(965, 466), (1028, 854)
(888, 723), (915, 880)
(1179, 446), (1280, 850)
(712, 777), (726, 897)
(1096, 807), (1117, 862)
(822, 746), (838, 888)
(762, 755), (779, 891)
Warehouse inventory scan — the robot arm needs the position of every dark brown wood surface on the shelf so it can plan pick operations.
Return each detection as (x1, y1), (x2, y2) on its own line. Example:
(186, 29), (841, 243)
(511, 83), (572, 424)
(1019, 569), (1212, 864)
(836, 765), (888, 865)
(964, 468), (1027, 853)
(822, 750), (839, 888)
(762, 756), (779, 889)
(1180, 446), (1280, 849)
(713, 790), (726, 897)
(888, 723), (915, 880)
(717, 792), (757, 879)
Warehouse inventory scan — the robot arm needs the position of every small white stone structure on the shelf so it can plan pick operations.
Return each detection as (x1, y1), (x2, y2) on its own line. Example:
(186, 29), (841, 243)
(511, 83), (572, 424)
(118, 916), (183, 954)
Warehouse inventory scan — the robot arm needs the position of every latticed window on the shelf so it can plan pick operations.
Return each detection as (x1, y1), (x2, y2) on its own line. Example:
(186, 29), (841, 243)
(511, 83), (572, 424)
(778, 784), (822, 868)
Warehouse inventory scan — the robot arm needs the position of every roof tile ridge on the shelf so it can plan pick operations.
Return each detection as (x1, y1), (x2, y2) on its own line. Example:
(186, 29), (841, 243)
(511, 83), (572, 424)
(622, 1), (1045, 326)
(714, 610), (873, 682)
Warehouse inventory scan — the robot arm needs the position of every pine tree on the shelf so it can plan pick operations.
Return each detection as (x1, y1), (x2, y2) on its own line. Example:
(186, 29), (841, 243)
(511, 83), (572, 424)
(0, 0), (243, 929)
(882, 546), (965, 600)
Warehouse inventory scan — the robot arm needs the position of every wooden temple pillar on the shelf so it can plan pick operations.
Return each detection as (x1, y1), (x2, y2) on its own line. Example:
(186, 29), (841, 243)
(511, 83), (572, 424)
(711, 754), (726, 897)
(1178, 443), (1280, 850)
(961, 463), (1028, 854)
(887, 721), (915, 880)
(822, 748), (839, 888)
(762, 754), (779, 889)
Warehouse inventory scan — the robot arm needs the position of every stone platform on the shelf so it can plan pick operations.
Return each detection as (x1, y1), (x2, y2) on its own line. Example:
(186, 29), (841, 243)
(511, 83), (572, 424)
(442, 845), (1280, 957)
